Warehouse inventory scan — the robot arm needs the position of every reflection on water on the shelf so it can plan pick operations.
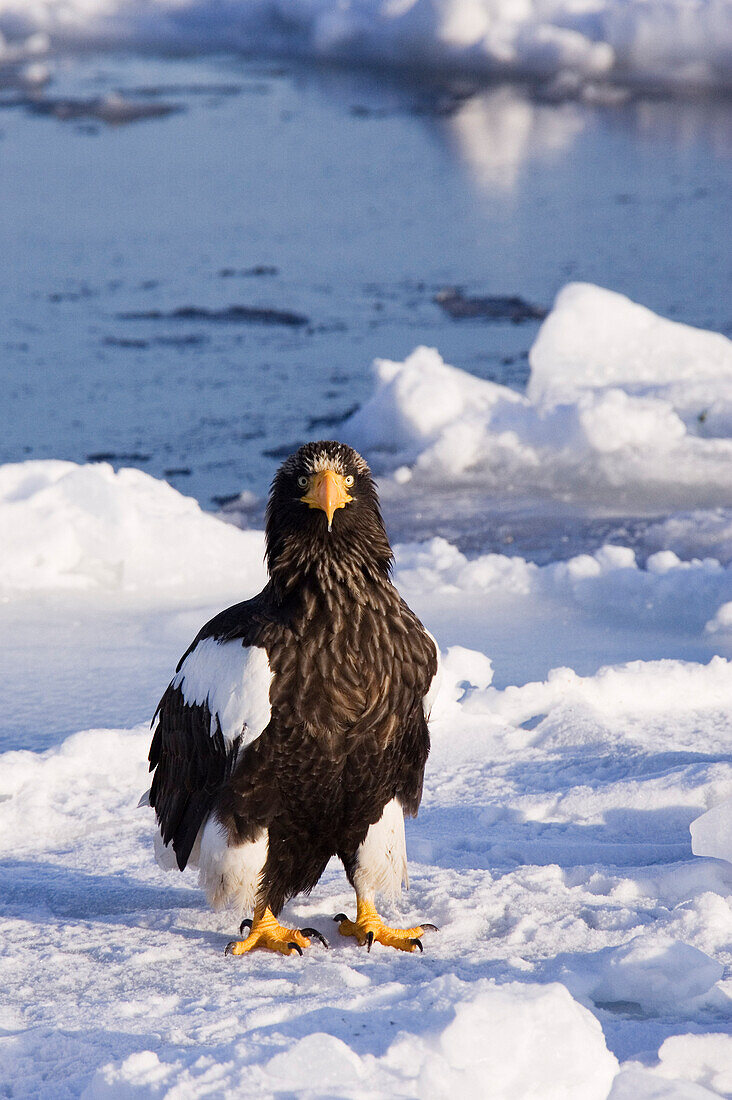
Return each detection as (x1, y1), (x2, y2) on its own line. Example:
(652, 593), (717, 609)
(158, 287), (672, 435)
(448, 83), (732, 197)
(447, 86), (585, 192)
(632, 96), (732, 155)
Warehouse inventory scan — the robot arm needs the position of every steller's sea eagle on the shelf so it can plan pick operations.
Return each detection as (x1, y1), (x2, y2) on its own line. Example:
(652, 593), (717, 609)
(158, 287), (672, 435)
(144, 440), (439, 955)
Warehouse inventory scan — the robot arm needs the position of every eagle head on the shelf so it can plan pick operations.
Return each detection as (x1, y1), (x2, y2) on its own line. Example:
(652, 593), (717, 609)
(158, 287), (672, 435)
(265, 441), (393, 587)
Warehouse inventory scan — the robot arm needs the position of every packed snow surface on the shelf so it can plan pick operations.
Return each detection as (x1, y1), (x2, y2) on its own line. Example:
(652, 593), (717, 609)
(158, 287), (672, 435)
(1, 0), (731, 91)
(2, 283), (732, 1096)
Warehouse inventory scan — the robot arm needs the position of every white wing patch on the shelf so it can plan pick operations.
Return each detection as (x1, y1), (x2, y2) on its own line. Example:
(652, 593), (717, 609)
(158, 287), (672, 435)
(422, 628), (441, 721)
(353, 798), (408, 900)
(172, 637), (273, 748)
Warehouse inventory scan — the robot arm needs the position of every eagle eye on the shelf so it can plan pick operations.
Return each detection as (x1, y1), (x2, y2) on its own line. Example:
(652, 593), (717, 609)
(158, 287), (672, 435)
(344, 475), (355, 487)
(297, 475), (309, 489)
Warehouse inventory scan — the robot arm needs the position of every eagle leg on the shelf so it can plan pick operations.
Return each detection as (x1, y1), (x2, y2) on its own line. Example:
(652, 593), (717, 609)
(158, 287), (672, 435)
(334, 898), (437, 954)
(225, 906), (314, 957)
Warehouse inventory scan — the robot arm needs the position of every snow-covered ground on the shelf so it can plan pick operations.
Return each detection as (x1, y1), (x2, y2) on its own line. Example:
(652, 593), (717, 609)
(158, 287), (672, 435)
(1, 286), (731, 1097)
(1, 0), (732, 93)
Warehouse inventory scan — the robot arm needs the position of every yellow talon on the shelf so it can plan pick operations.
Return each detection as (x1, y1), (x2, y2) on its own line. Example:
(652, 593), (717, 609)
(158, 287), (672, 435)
(335, 899), (434, 953)
(225, 907), (311, 957)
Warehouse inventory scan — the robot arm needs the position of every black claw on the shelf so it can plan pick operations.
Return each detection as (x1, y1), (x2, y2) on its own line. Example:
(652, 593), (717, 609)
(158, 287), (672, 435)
(333, 913), (348, 923)
(410, 938), (424, 952)
(239, 918), (253, 935)
(366, 931), (374, 953)
(287, 941), (303, 956)
(421, 923), (439, 933)
(224, 941), (238, 956)
(300, 927), (329, 948)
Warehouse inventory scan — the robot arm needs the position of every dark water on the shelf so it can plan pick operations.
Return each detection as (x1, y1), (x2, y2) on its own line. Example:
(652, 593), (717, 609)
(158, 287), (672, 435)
(1, 52), (730, 517)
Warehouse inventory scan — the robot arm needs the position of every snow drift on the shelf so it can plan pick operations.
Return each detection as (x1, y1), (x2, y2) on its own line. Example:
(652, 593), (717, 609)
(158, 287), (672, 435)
(0, 459), (266, 597)
(344, 283), (732, 513)
(1, 0), (731, 92)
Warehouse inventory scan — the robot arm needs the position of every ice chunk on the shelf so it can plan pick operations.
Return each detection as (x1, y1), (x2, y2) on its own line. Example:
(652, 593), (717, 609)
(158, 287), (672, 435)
(441, 645), (494, 693)
(529, 283), (732, 408)
(417, 980), (617, 1100)
(585, 936), (724, 1014)
(82, 1050), (173, 1099)
(266, 1034), (365, 1089)
(657, 1034), (732, 1097)
(609, 1068), (719, 1098)
(705, 602), (732, 635)
(691, 799), (732, 866)
(643, 511), (732, 568)
(345, 345), (514, 467)
(0, 460), (266, 598)
(344, 285), (732, 510)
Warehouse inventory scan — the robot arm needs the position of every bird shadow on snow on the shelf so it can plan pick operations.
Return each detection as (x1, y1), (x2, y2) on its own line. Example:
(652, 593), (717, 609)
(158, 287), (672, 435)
(0, 859), (201, 922)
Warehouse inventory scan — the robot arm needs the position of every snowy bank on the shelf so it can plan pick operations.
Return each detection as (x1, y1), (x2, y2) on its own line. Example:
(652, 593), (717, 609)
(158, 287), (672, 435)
(1, 0), (731, 92)
(0, 460), (266, 598)
(344, 283), (732, 514)
(394, 537), (732, 637)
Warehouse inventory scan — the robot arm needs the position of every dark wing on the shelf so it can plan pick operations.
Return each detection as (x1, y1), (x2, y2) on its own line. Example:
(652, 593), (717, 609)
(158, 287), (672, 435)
(394, 603), (439, 816)
(148, 591), (273, 871)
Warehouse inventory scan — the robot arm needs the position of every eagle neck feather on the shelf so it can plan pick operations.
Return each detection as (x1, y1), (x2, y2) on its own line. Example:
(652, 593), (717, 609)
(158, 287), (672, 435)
(267, 527), (393, 603)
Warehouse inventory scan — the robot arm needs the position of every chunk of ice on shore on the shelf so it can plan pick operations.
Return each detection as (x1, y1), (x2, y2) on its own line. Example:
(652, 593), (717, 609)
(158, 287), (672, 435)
(417, 980), (618, 1100)
(344, 284), (732, 510)
(657, 1034), (732, 1097)
(582, 936), (724, 1014)
(691, 799), (732, 866)
(0, 460), (266, 597)
(609, 1068), (719, 1098)
(528, 283), (732, 410)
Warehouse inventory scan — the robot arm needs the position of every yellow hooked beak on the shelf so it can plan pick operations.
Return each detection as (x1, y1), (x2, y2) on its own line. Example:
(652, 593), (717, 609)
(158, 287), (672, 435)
(300, 469), (353, 531)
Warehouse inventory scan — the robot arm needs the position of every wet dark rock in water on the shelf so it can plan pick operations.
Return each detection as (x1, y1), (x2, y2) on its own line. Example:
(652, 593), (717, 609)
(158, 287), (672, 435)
(49, 286), (96, 303)
(263, 441), (304, 459)
(118, 304), (308, 327)
(87, 451), (151, 463)
(22, 94), (181, 125)
(306, 405), (359, 430)
(211, 491), (247, 507)
(126, 83), (243, 98)
(103, 336), (150, 349)
(154, 334), (209, 346)
(349, 104), (388, 118)
(218, 265), (279, 277)
(435, 288), (547, 323)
